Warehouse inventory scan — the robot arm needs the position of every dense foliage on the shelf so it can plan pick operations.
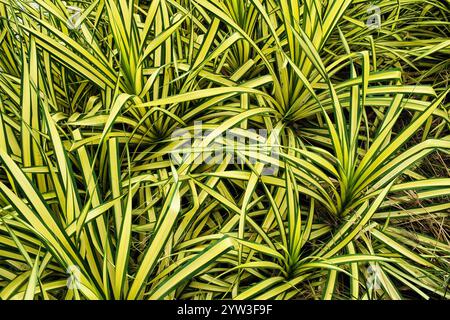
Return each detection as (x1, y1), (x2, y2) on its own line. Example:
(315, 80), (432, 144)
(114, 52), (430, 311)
(0, 0), (449, 300)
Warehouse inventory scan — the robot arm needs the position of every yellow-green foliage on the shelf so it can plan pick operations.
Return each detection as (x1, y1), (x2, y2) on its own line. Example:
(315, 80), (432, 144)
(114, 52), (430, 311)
(0, 0), (449, 300)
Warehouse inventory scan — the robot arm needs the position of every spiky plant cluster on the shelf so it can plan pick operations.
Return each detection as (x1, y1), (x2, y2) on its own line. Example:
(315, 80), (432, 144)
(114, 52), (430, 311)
(0, 0), (449, 300)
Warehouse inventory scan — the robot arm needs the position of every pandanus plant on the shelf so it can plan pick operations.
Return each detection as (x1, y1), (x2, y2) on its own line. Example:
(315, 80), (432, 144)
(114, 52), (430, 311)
(0, 0), (448, 300)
